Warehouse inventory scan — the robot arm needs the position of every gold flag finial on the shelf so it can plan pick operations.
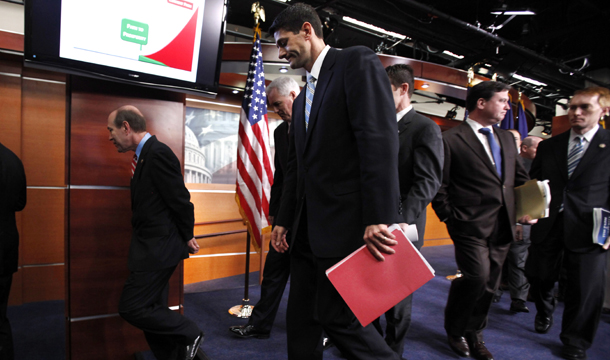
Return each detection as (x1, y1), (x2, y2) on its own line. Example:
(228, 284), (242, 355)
(467, 67), (475, 86)
(251, 2), (266, 25)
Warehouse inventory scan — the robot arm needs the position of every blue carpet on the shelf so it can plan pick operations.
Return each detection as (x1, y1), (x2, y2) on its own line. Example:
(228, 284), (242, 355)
(8, 244), (610, 359)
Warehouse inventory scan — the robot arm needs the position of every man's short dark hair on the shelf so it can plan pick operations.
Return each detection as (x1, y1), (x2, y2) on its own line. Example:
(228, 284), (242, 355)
(268, 3), (324, 38)
(114, 109), (147, 133)
(386, 64), (415, 98)
(465, 81), (512, 112)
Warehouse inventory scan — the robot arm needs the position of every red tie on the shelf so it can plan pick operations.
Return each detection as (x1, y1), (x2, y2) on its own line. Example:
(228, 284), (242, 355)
(131, 154), (137, 178)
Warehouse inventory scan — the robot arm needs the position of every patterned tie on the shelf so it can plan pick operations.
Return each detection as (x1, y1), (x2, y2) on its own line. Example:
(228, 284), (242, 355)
(305, 75), (316, 131)
(567, 136), (584, 178)
(479, 128), (502, 177)
(131, 154), (138, 178)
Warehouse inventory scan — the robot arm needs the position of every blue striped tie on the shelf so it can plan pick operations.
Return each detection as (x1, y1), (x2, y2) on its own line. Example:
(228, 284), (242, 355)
(567, 136), (584, 178)
(305, 76), (316, 131)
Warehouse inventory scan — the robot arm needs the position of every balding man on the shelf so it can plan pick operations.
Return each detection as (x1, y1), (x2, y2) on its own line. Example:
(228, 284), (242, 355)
(230, 76), (300, 339)
(107, 106), (203, 360)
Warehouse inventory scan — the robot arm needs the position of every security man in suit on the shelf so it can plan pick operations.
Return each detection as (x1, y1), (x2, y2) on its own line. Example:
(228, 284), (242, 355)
(526, 87), (610, 360)
(432, 81), (530, 360)
(268, 3), (402, 360)
(230, 76), (300, 339)
(0, 142), (27, 360)
(107, 105), (203, 360)
(372, 64), (443, 357)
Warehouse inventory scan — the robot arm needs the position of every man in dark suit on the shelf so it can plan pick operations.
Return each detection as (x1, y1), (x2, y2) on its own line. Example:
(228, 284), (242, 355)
(107, 105), (203, 360)
(372, 64), (443, 357)
(0, 142), (27, 360)
(268, 3), (402, 360)
(526, 87), (610, 360)
(432, 81), (530, 360)
(494, 135), (544, 312)
(230, 76), (300, 339)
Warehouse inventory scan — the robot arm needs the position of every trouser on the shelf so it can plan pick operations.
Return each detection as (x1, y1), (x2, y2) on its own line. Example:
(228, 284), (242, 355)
(0, 273), (14, 360)
(119, 266), (201, 360)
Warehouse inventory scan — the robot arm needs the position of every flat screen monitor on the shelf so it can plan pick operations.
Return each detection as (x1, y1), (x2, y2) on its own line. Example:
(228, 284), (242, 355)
(24, 0), (227, 97)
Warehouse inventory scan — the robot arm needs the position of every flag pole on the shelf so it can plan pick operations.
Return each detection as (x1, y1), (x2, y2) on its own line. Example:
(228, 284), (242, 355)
(228, 230), (254, 317)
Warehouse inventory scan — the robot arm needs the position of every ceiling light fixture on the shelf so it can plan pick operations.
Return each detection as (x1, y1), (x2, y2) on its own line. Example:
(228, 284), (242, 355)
(421, 83), (430, 89)
(279, 67), (288, 73)
(442, 50), (464, 59)
(512, 73), (547, 87)
(232, 90), (239, 94)
(490, 10), (536, 16)
(342, 16), (410, 40)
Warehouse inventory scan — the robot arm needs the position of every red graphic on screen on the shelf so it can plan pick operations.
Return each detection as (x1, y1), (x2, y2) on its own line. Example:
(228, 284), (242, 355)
(143, 8), (198, 71)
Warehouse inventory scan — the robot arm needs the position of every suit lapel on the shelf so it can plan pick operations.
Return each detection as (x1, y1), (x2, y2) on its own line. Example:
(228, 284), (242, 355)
(397, 110), (413, 135)
(456, 123), (500, 179)
(304, 48), (337, 151)
(571, 128), (609, 180)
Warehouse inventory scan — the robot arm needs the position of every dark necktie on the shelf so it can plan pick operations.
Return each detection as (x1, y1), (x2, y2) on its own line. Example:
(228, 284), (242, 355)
(479, 128), (502, 177)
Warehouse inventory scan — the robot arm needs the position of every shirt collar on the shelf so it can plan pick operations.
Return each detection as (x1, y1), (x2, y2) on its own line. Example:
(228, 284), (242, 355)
(396, 105), (413, 122)
(570, 124), (599, 144)
(465, 118), (493, 132)
(135, 133), (152, 159)
(307, 45), (331, 82)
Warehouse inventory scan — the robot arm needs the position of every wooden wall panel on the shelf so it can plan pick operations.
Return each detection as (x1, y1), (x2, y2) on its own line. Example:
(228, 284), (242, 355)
(0, 65), (22, 156)
(7, 269), (23, 306)
(68, 316), (148, 360)
(22, 265), (64, 303)
(423, 205), (453, 247)
(553, 114), (570, 136)
(21, 188), (65, 264)
(69, 77), (185, 186)
(21, 77), (66, 186)
(184, 252), (262, 284)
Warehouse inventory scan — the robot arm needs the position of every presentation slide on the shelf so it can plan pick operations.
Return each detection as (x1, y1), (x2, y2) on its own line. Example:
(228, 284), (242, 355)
(59, 0), (205, 83)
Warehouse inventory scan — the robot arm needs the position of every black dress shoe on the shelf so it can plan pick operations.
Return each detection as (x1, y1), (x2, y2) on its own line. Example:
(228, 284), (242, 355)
(447, 335), (470, 357)
(534, 314), (553, 334)
(562, 345), (586, 360)
(229, 324), (270, 339)
(181, 332), (204, 360)
(510, 299), (530, 313)
(469, 341), (494, 360)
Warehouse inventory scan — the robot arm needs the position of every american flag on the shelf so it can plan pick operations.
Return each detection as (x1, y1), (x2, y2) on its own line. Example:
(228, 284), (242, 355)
(235, 28), (274, 250)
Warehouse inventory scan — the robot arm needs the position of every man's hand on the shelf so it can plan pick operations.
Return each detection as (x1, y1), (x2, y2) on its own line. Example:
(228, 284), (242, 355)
(515, 224), (523, 241)
(363, 224), (397, 262)
(187, 237), (200, 254)
(518, 215), (538, 225)
(603, 236), (610, 250)
(271, 225), (289, 253)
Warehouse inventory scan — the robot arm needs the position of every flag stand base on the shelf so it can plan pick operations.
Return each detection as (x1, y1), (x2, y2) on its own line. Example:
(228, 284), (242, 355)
(229, 299), (254, 318)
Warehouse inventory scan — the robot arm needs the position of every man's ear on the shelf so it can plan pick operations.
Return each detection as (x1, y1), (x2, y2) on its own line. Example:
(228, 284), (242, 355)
(476, 98), (486, 110)
(290, 90), (298, 101)
(122, 121), (131, 133)
(402, 83), (410, 96)
(301, 22), (313, 39)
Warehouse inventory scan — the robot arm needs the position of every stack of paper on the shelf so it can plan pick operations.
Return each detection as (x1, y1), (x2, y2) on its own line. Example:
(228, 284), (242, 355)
(326, 224), (435, 327)
(515, 179), (551, 219)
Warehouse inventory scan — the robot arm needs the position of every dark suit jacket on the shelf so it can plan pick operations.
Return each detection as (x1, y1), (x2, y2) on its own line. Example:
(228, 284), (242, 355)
(129, 136), (194, 271)
(269, 121), (289, 221)
(530, 128), (610, 253)
(276, 46), (400, 258)
(432, 122), (529, 242)
(0, 143), (27, 275)
(397, 109), (443, 249)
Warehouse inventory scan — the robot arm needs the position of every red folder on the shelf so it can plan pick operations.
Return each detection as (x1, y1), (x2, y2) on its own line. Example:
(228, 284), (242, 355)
(326, 224), (435, 327)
